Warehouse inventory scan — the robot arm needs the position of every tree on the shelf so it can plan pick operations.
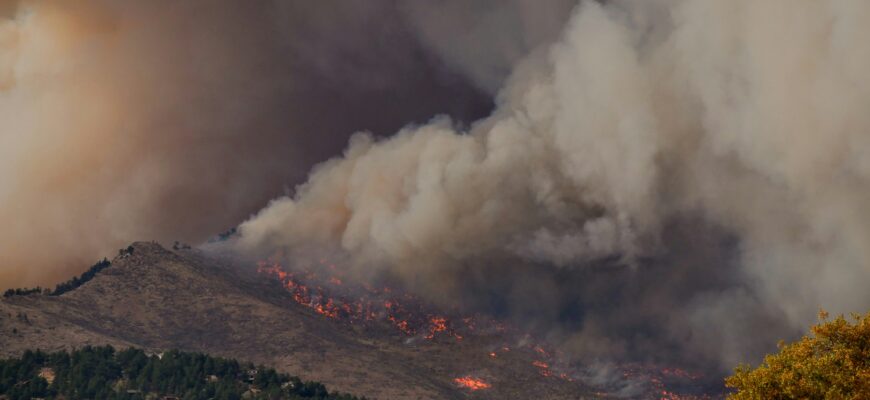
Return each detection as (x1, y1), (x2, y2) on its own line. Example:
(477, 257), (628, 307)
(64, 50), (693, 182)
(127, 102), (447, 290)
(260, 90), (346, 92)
(51, 258), (111, 296)
(0, 345), (366, 400)
(726, 311), (870, 399)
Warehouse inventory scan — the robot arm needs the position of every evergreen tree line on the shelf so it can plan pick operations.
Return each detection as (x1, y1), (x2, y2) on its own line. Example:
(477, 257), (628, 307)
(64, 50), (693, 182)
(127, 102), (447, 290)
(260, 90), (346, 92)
(0, 346), (365, 400)
(1, 288), (43, 298)
(49, 258), (112, 296)
(4, 246), (142, 299)
(3, 258), (112, 298)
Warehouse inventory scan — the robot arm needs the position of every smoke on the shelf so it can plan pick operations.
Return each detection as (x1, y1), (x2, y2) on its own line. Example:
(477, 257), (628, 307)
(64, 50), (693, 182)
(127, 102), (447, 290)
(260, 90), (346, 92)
(0, 0), (506, 288)
(238, 0), (870, 374)
(400, 0), (577, 93)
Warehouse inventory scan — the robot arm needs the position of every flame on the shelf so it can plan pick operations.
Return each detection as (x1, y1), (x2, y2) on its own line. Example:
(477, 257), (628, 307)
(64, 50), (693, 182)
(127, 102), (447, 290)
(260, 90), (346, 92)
(314, 298), (339, 318)
(426, 316), (447, 339)
(453, 376), (491, 390)
(258, 259), (483, 340)
(532, 360), (553, 377)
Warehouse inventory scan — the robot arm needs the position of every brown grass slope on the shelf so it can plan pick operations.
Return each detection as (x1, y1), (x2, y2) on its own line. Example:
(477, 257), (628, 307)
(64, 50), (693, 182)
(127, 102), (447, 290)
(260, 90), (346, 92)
(0, 242), (594, 399)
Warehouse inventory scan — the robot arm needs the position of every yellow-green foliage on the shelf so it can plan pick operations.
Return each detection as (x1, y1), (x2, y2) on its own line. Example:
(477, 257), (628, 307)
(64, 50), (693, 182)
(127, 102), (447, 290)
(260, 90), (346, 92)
(726, 311), (870, 399)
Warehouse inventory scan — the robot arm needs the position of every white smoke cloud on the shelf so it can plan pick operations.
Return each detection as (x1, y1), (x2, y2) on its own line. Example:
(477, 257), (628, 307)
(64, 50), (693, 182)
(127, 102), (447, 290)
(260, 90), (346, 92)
(239, 0), (870, 370)
(514, 216), (638, 267)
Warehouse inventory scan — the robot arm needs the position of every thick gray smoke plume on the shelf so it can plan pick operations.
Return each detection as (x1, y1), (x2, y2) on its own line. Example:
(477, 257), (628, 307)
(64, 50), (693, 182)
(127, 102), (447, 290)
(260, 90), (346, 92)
(239, 0), (870, 372)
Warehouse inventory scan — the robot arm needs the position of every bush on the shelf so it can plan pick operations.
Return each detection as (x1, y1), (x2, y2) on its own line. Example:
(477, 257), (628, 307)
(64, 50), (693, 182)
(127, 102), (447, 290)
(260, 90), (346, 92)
(726, 310), (870, 399)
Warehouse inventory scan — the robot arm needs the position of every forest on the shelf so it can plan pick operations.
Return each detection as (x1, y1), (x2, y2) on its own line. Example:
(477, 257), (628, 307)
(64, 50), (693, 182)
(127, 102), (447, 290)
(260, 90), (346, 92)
(0, 346), (364, 400)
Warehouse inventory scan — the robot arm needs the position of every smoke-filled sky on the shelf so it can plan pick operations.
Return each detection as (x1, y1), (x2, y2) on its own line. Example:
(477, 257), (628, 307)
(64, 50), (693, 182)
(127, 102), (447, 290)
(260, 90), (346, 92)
(5, 0), (870, 379)
(1, 0), (573, 287)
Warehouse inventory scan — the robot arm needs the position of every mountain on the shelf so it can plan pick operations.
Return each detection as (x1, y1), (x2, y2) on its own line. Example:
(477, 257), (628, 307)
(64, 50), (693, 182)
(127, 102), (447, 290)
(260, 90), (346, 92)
(0, 242), (594, 399)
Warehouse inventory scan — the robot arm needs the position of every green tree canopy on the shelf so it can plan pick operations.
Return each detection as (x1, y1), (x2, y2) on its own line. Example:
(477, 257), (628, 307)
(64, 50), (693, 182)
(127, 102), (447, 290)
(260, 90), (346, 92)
(0, 346), (365, 400)
(726, 311), (870, 399)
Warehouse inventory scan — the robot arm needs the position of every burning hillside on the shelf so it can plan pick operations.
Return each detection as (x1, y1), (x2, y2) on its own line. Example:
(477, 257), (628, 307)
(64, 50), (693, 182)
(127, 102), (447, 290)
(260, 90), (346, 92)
(254, 255), (717, 398)
(257, 258), (475, 341)
(1, 242), (605, 399)
(0, 241), (725, 398)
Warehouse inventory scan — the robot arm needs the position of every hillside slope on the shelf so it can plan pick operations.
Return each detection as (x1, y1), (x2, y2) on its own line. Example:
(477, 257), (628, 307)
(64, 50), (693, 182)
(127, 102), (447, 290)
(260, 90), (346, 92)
(0, 242), (593, 399)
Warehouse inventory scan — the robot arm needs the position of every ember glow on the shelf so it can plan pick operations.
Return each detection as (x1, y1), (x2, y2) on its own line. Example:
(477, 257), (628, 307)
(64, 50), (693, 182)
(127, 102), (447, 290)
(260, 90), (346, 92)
(532, 360), (553, 377)
(453, 376), (491, 391)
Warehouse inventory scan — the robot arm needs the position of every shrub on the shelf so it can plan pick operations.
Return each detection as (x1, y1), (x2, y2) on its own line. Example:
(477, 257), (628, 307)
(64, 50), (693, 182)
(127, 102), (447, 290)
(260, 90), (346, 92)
(726, 310), (870, 399)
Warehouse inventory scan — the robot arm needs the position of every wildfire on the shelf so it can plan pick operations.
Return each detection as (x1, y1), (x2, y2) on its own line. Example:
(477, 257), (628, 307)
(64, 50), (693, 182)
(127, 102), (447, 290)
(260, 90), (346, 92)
(314, 299), (339, 318)
(532, 360), (553, 377)
(257, 259), (482, 341)
(259, 261), (373, 322)
(617, 364), (710, 399)
(454, 376), (491, 391)
(534, 346), (550, 357)
(426, 316), (447, 339)
(258, 258), (709, 398)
